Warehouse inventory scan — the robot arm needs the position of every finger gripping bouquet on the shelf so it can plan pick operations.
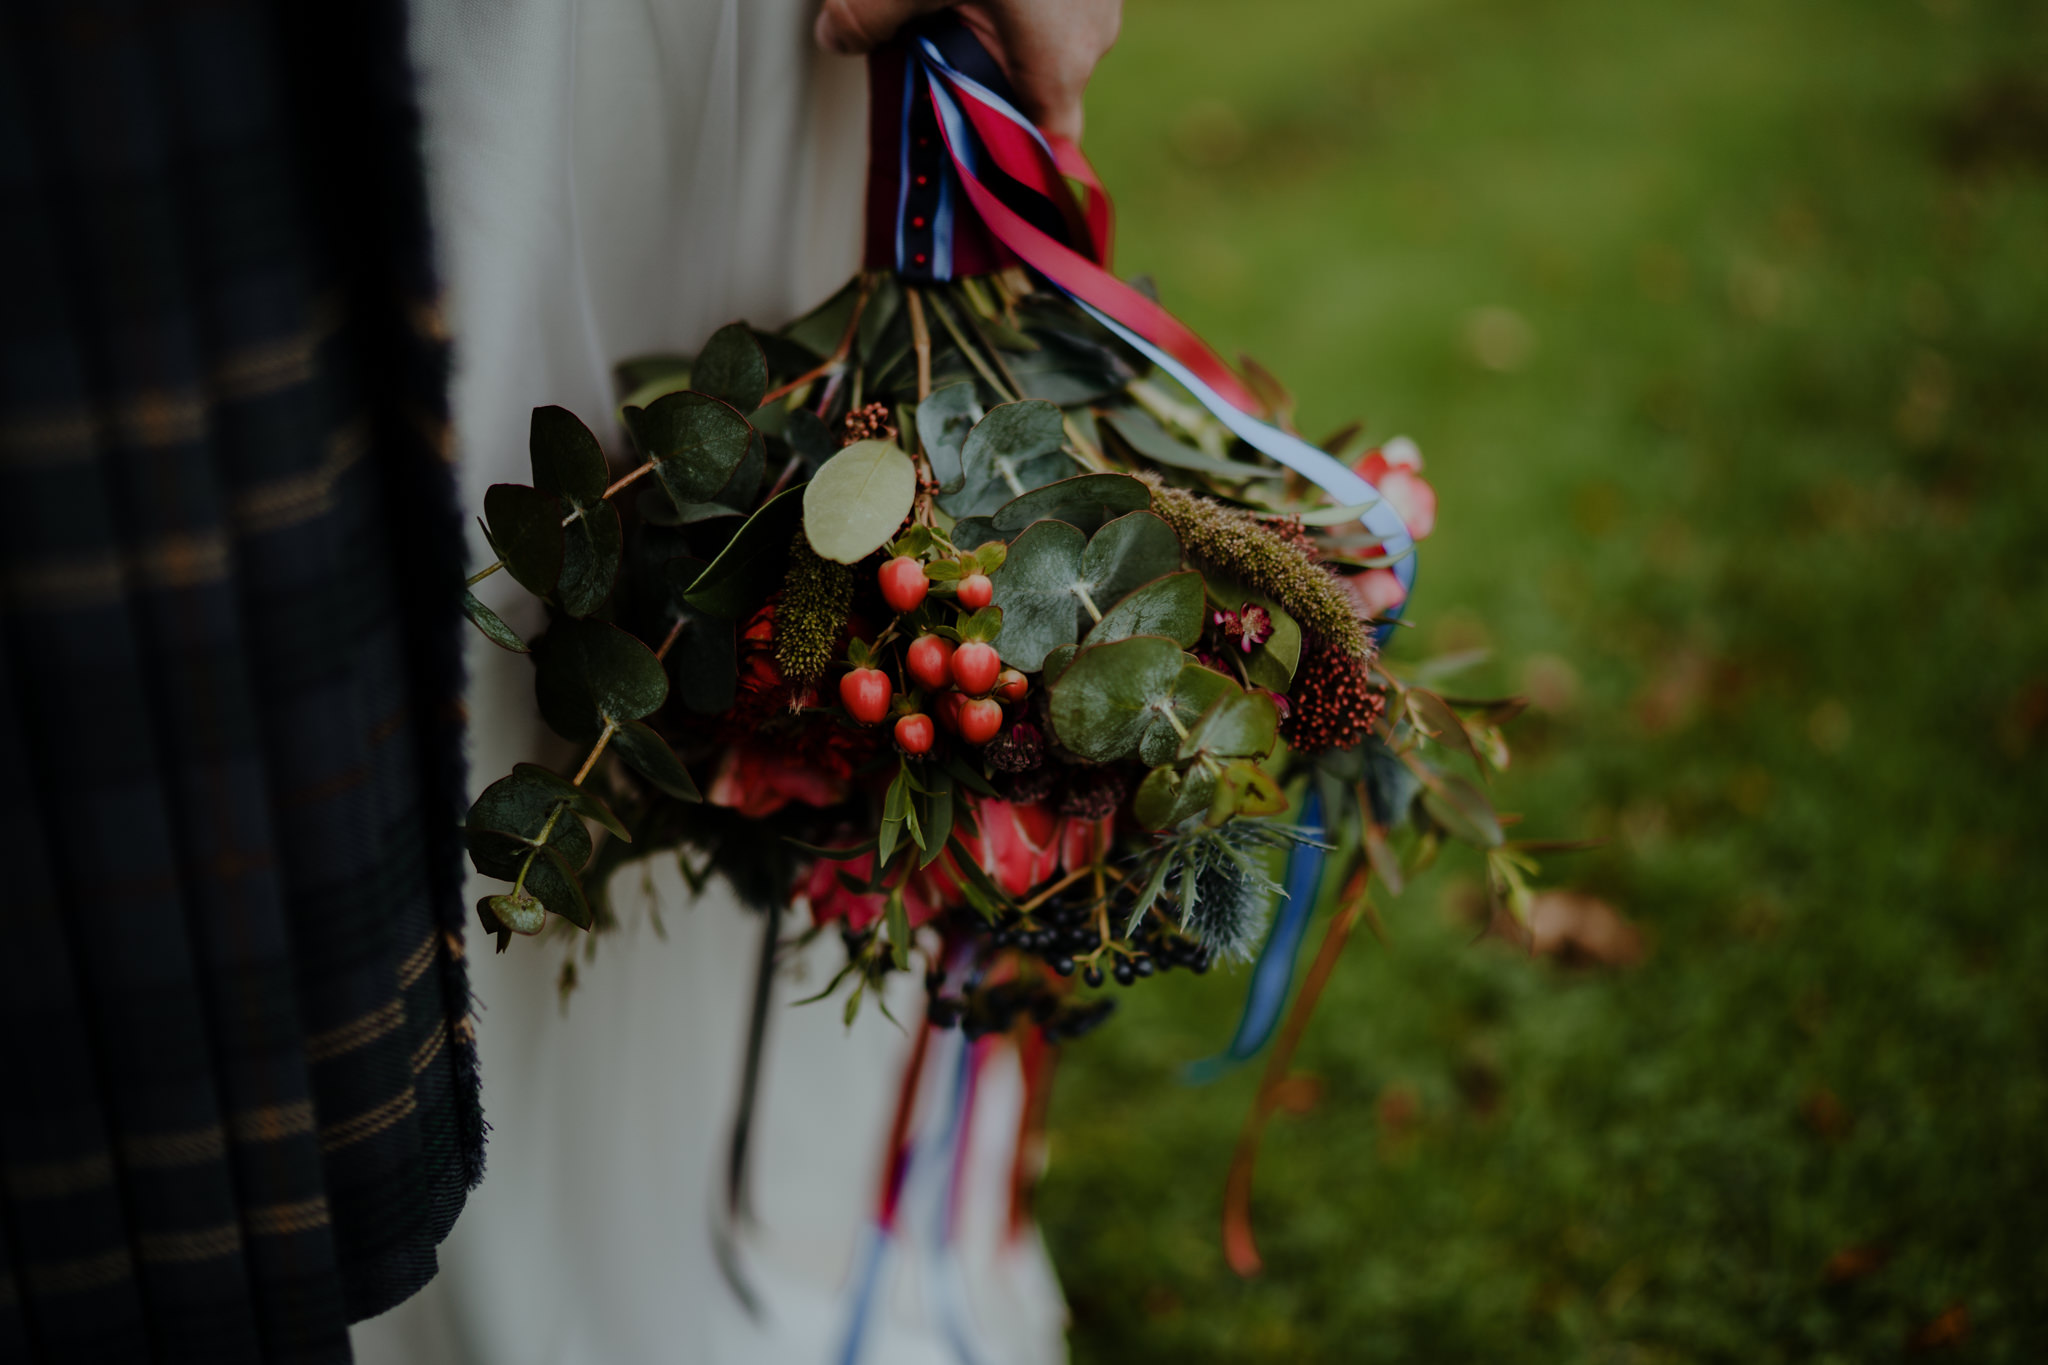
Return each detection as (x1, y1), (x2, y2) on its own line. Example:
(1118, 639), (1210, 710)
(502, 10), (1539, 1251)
(460, 14), (1545, 1268)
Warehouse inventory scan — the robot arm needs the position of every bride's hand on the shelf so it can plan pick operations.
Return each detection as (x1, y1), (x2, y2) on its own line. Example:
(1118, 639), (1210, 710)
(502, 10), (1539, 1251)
(815, 0), (1121, 143)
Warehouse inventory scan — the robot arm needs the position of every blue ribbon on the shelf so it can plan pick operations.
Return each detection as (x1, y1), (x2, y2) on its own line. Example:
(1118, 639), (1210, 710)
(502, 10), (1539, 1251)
(1185, 789), (1329, 1083)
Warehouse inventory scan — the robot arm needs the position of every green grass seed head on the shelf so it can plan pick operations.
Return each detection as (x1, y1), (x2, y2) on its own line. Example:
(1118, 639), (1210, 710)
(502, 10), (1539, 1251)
(1143, 478), (1371, 658)
(773, 533), (854, 686)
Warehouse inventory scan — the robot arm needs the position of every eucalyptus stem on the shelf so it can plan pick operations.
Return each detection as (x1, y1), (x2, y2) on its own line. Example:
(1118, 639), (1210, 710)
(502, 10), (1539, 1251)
(470, 460), (659, 588)
(763, 278), (872, 407)
(906, 288), (933, 400)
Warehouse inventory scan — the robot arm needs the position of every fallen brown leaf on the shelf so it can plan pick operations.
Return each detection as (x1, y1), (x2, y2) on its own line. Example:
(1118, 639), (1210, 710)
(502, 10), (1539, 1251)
(1527, 891), (1647, 967)
(1907, 1303), (1969, 1351)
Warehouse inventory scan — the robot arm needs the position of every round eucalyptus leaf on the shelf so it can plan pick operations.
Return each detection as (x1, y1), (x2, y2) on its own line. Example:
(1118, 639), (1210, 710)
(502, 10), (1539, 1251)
(938, 400), (1069, 519)
(803, 440), (916, 564)
(916, 381), (983, 493)
(990, 472), (1150, 537)
(510, 761), (631, 841)
(1045, 635), (1186, 762)
(557, 500), (621, 618)
(988, 519), (1087, 670)
(484, 483), (564, 598)
(534, 617), (669, 736)
(529, 405), (609, 504)
(1080, 511), (1183, 608)
(625, 391), (753, 507)
(487, 893), (547, 936)
(1137, 663), (1239, 767)
(1180, 687), (1280, 762)
(691, 322), (769, 413)
(1086, 570), (1205, 648)
(523, 842), (593, 929)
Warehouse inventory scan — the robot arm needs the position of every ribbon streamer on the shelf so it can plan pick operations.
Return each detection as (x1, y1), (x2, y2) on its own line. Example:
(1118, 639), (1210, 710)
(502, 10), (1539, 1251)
(1184, 788), (1328, 1083)
(875, 18), (1418, 620)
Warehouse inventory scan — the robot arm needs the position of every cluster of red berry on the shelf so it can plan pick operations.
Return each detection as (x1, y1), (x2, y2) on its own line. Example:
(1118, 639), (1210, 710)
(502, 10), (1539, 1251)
(836, 552), (1026, 756)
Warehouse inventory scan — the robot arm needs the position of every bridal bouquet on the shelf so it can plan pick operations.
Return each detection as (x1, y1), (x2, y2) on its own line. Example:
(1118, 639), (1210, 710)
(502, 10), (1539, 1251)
(459, 16), (1570, 1272)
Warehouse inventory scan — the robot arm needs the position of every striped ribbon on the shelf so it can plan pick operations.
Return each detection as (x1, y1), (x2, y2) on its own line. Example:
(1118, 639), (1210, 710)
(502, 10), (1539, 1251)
(873, 17), (1419, 616)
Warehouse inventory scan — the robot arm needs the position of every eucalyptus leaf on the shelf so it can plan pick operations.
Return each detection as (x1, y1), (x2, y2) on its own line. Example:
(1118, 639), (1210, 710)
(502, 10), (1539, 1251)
(950, 516), (1000, 551)
(1180, 687), (1280, 761)
(784, 408), (837, 474)
(1133, 763), (1220, 830)
(916, 382), (983, 493)
(1085, 570), (1205, 648)
(782, 277), (860, 358)
(989, 511), (1183, 670)
(691, 322), (768, 412)
(466, 772), (593, 876)
(611, 719), (702, 801)
(483, 483), (564, 598)
(938, 400), (1068, 519)
(681, 485), (805, 619)
(624, 391), (754, 511)
(989, 472), (1151, 537)
(523, 842), (594, 929)
(1044, 635), (1219, 763)
(557, 500), (621, 617)
(1100, 407), (1256, 479)
(486, 892), (547, 937)
(506, 762), (631, 840)
(1137, 664), (1236, 767)
(856, 275), (903, 362)
(804, 440), (916, 564)
(462, 591), (528, 653)
(533, 618), (669, 738)
(529, 406), (610, 503)
(668, 612), (736, 715)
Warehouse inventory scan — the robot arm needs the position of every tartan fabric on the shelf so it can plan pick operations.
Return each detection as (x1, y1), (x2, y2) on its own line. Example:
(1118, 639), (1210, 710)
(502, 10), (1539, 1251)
(0, 0), (479, 1359)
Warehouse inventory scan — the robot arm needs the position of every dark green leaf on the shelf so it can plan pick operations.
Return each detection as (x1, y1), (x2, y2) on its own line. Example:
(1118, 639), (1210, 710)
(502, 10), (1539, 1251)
(485, 892), (546, 936)
(784, 408), (837, 473)
(1133, 763), (1220, 830)
(681, 485), (805, 619)
(1040, 643), (1078, 687)
(557, 501), (621, 617)
(692, 322), (768, 412)
(1086, 570), (1205, 648)
(916, 382), (983, 492)
(625, 391), (754, 510)
(937, 400), (1069, 519)
(530, 405), (610, 503)
(782, 277), (860, 359)
(462, 590), (528, 652)
(533, 618), (669, 740)
(987, 519), (1087, 669)
(950, 516), (1001, 550)
(484, 483), (564, 597)
(990, 472), (1151, 537)
(509, 762), (631, 841)
(1081, 511), (1184, 610)
(803, 440), (917, 564)
(1046, 635), (1185, 761)
(466, 772), (592, 876)
(1139, 665), (1235, 767)
(524, 841), (594, 929)
(668, 611), (736, 715)
(611, 719), (702, 801)
(856, 275), (903, 362)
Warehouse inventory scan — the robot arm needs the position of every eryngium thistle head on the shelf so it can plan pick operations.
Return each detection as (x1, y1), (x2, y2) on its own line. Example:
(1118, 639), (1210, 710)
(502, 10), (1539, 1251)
(1180, 850), (1273, 963)
(1140, 478), (1370, 658)
(772, 534), (854, 687)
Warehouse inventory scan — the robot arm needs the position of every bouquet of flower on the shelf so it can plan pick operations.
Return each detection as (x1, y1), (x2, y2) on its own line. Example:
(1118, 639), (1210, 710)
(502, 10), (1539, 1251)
(458, 17), (1567, 1271)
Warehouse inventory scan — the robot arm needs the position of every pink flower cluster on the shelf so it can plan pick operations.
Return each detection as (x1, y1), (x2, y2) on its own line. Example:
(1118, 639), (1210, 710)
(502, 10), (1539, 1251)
(1347, 436), (1437, 618)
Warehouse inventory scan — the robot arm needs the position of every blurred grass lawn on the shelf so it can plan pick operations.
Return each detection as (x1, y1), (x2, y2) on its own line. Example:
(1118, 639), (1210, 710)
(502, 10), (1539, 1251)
(1038, 0), (2048, 1359)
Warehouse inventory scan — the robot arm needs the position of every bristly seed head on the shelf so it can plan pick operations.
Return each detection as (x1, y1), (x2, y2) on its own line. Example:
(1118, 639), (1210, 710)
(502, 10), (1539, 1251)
(773, 533), (854, 686)
(1141, 477), (1371, 659)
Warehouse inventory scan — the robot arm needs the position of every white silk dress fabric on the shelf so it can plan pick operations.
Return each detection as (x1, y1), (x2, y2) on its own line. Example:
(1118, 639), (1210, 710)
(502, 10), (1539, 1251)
(348, 2), (1066, 1360)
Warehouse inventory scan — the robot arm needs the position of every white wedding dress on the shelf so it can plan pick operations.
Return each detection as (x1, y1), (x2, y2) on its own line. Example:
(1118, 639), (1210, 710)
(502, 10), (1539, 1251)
(349, 2), (1066, 1361)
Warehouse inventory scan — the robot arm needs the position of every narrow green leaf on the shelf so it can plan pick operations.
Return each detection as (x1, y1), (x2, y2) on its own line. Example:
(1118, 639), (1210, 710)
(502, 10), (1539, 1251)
(462, 590), (528, 653)
(680, 485), (806, 619)
(611, 719), (702, 802)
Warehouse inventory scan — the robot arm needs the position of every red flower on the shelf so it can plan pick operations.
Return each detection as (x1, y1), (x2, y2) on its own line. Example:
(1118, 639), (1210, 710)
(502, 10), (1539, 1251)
(1059, 813), (1116, 873)
(1354, 436), (1437, 542)
(1213, 602), (1275, 653)
(707, 744), (848, 818)
(1344, 566), (1409, 618)
(803, 850), (945, 932)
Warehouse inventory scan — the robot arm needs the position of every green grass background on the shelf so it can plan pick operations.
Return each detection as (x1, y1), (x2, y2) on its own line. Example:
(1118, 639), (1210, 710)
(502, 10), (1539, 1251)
(1035, 0), (2048, 1358)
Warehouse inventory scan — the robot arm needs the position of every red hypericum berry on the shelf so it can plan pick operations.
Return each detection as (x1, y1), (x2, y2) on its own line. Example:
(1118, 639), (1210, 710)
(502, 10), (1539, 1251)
(905, 634), (955, 692)
(838, 667), (893, 725)
(994, 668), (1028, 704)
(950, 640), (1001, 696)
(956, 572), (994, 610)
(956, 696), (1003, 745)
(933, 689), (964, 735)
(878, 556), (928, 614)
(894, 712), (935, 754)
